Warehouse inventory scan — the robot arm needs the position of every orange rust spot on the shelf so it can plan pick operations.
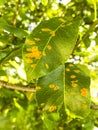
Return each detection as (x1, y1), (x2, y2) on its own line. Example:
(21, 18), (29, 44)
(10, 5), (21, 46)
(81, 88), (88, 97)
(27, 40), (35, 45)
(69, 63), (73, 67)
(34, 38), (41, 41)
(74, 70), (80, 73)
(27, 46), (41, 59)
(26, 53), (34, 57)
(49, 106), (57, 112)
(41, 28), (51, 32)
(59, 18), (65, 23)
(54, 85), (59, 91)
(70, 75), (76, 79)
(47, 45), (52, 50)
(50, 31), (55, 36)
(65, 68), (70, 71)
(31, 64), (36, 68)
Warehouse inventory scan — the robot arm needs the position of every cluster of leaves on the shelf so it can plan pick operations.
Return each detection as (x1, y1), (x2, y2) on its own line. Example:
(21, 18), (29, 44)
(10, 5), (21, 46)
(0, 0), (98, 129)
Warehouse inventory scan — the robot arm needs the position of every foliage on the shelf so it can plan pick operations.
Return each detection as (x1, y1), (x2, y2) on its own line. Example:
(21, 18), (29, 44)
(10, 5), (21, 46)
(0, 0), (98, 129)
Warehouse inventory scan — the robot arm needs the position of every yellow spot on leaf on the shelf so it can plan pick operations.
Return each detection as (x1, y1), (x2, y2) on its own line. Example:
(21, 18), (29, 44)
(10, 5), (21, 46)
(61, 24), (65, 28)
(41, 28), (51, 32)
(49, 84), (55, 88)
(65, 68), (70, 71)
(50, 31), (55, 36)
(74, 70), (80, 73)
(34, 38), (41, 41)
(70, 75), (76, 79)
(49, 106), (57, 112)
(71, 83), (78, 87)
(27, 48), (32, 52)
(36, 86), (41, 90)
(59, 18), (65, 23)
(25, 58), (33, 63)
(71, 80), (78, 83)
(31, 64), (36, 68)
(67, 22), (72, 26)
(45, 64), (49, 69)
(27, 40), (35, 45)
(82, 103), (87, 108)
(47, 45), (52, 50)
(43, 51), (46, 56)
(81, 88), (88, 97)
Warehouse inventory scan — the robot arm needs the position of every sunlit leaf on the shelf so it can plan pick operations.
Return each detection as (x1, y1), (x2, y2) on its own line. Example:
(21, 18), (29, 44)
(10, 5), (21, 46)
(23, 17), (81, 81)
(65, 63), (91, 118)
(87, 0), (98, 4)
(41, 0), (48, 6)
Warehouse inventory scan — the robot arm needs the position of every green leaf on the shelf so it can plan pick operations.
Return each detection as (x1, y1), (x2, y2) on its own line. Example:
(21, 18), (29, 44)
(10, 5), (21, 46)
(36, 65), (65, 112)
(43, 113), (59, 130)
(0, 0), (7, 6)
(0, 70), (6, 76)
(65, 63), (91, 118)
(87, 0), (98, 4)
(23, 17), (81, 81)
(0, 18), (28, 38)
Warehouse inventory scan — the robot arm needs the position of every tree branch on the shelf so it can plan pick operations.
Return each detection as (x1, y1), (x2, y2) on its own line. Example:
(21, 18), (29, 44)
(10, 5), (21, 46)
(0, 81), (98, 110)
(0, 80), (36, 92)
(91, 104), (98, 110)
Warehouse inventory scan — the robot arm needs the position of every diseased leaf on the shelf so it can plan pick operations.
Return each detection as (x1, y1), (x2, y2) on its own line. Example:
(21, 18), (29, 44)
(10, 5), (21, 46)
(23, 17), (81, 81)
(65, 63), (91, 118)
(36, 65), (65, 112)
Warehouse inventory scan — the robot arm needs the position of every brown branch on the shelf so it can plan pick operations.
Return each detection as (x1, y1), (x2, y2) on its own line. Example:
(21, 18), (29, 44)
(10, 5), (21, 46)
(90, 104), (98, 110)
(0, 80), (36, 92)
(0, 81), (98, 110)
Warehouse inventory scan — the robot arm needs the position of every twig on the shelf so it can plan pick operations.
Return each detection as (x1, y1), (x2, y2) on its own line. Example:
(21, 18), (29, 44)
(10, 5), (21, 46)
(0, 80), (36, 92)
